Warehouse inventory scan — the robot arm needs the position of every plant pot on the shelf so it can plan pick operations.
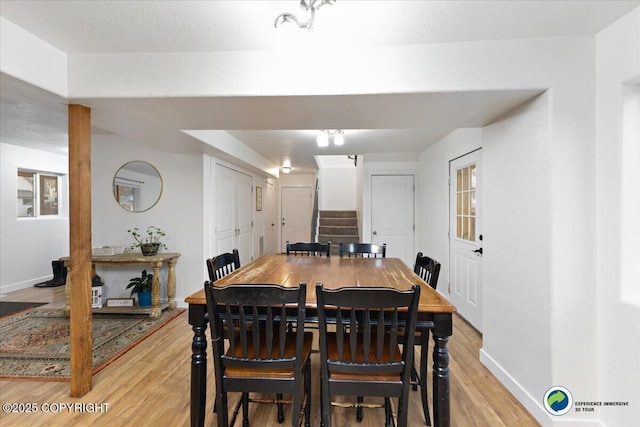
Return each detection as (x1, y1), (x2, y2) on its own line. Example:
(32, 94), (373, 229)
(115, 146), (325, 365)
(137, 290), (152, 307)
(140, 243), (160, 256)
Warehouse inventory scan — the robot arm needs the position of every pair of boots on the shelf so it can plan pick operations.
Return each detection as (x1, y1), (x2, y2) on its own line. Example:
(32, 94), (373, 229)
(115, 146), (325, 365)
(34, 260), (67, 288)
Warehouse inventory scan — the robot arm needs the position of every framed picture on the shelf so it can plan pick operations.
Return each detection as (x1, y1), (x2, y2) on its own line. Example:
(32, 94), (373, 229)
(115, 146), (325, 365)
(256, 186), (262, 211)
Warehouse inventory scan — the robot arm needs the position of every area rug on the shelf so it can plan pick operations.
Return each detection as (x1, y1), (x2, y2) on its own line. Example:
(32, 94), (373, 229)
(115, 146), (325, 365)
(0, 307), (184, 381)
(0, 301), (47, 318)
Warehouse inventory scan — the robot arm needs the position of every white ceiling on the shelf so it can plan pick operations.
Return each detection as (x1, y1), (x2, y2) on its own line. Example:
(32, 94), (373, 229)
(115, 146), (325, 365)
(1, 1), (638, 174)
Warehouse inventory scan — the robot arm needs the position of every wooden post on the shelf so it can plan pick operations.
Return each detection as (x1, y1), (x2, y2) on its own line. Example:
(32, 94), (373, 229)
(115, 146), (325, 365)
(68, 104), (93, 396)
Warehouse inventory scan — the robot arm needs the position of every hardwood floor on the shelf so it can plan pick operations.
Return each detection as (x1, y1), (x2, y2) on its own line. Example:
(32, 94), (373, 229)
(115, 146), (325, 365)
(0, 286), (539, 426)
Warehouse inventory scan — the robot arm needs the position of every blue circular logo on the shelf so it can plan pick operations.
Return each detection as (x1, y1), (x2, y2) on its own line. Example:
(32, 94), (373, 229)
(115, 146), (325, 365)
(544, 386), (573, 416)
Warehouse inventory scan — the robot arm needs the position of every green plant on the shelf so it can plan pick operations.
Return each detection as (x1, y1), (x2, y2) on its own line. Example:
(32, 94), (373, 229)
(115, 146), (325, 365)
(127, 226), (168, 250)
(126, 269), (153, 296)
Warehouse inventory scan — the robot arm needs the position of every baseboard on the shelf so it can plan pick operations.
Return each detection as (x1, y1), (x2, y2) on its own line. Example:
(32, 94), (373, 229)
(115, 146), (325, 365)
(0, 276), (52, 295)
(479, 349), (603, 427)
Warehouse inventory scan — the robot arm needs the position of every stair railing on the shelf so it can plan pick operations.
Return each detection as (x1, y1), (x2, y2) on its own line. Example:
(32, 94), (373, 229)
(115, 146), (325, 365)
(311, 178), (319, 242)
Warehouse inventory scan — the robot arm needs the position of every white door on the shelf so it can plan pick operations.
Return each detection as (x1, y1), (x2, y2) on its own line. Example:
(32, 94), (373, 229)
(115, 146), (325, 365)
(371, 175), (414, 266)
(216, 166), (237, 254)
(281, 187), (312, 253)
(449, 150), (483, 331)
(263, 182), (276, 254)
(235, 172), (253, 264)
(216, 165), (253, 264)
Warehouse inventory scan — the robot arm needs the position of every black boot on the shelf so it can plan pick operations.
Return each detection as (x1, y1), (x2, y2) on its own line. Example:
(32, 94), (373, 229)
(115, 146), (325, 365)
(34, 260), (67, 288)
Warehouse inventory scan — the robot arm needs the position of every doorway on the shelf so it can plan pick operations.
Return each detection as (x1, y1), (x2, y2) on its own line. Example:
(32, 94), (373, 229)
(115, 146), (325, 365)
(449, 149), (483, 331)
(281, 187), (312, 253)
(370, 174), (415, 266)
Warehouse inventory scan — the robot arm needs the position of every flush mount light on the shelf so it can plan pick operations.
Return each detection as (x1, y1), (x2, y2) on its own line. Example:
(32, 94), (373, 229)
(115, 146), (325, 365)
(282, 166), (292, 174)
(274, 0), (336, 31)
(317, 129), (345, 147)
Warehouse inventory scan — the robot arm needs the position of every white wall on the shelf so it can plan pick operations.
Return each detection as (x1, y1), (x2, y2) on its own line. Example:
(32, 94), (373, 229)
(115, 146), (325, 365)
(91, 135), (204, 305)
(318, 166), (356, 211)
(0, 143), (69, 293)
(595, 8), (640, 426)
(481, 93), (553, 417)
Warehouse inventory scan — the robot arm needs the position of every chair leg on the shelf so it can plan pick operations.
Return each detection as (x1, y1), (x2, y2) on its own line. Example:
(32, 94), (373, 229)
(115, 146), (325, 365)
(411, 352), (419, 391)
(216, 392), (229, 427)
(420, 331), (432, 426)
(242, 393), (249, 427)
(356, 396), (364, 422)
(320, 377), (331, 427)
(277, 393), (284, 423)
(305, 362), (311, 427)
(384, 398), (392, 427)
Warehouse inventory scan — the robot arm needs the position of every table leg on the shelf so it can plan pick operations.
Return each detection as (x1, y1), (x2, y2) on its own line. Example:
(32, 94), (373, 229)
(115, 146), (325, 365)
(189, 304), (208, 427)
(432, 313), (452, 427)
(167, 259), (177, 309)
(150, 261), (162, 318)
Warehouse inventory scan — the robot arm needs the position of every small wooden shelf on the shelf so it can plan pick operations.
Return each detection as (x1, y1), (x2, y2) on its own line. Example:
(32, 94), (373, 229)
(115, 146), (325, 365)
(92, 303), (169, 315)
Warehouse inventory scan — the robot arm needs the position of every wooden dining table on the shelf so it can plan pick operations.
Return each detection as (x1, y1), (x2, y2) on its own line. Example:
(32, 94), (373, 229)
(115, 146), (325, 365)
(185, 254), (456, 427)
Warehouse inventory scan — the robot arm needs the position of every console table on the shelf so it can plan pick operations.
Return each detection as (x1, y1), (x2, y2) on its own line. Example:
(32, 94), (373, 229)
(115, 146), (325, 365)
(61, 252), (180, 318)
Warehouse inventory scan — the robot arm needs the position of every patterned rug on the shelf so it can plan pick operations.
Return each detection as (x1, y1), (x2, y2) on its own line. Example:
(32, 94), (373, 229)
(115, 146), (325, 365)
(0, 308), (184, 381)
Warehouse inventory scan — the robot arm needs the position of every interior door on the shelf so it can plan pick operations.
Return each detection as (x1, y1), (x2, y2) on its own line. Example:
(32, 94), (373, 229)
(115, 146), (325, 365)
(216, 165), (237, 255)
(263, 182), (276, 254)
(370, 174), (414, 266)
(216, 165), (253, 264)
(235, 172), (253, 264)
(281, 187), (311, 253)
(449, 149), (483, 331)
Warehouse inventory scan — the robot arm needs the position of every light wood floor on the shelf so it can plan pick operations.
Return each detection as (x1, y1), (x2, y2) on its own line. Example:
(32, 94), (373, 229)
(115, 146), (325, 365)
(0, 286), (539, 426)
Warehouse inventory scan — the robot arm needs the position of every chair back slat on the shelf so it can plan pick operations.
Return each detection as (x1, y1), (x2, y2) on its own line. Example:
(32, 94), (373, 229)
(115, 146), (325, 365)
(339, 242), (386, 258)
(350, 308), (358, 361)
(286, 241), (331, 257)
(413, 252), (441, 289)
(206, 249), (241, 282)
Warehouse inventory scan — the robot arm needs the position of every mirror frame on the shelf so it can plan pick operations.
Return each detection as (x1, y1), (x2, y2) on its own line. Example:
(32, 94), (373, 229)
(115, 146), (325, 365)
(113, 161), (163, 212)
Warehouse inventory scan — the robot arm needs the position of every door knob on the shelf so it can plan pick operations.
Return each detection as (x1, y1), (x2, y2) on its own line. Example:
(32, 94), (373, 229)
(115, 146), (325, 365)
(472, 248), (483, 255)
(372, 231), (377, 235)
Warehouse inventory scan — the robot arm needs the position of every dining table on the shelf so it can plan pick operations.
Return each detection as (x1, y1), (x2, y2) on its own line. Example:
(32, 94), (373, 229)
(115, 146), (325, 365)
(185, 254), (456, 427)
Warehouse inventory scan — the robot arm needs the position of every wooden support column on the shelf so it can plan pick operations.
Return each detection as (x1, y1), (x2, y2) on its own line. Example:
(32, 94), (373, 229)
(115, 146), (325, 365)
(68, 104), (93, 397)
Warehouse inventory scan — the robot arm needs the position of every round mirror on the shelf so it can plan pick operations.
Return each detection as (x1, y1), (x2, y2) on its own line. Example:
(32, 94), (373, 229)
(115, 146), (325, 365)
(113, 161), (163, 212)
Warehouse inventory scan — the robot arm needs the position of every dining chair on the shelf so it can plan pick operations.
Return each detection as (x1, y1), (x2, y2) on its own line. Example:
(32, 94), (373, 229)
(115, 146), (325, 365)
(286, 241), (331, 257)
(338, 242), (386, 258)
(316, 283), (420, 427)
(206, 249), (240, 282)
(408, 252), (441, 425)
(205, 281), (313, 427)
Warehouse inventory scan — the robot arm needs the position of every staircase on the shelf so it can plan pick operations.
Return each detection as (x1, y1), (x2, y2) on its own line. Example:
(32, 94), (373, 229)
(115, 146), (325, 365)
(317, 210), (359, 255)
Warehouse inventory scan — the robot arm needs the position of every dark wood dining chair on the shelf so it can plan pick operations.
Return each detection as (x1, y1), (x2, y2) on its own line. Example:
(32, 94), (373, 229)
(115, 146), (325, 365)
(286, 241), (331, 257)
(206, 249), (240, 282)
(316, 283), (420, 427)
(205, 281), (313, 427)
(409, 252), (441, 425)
(338, 242), (386, 258)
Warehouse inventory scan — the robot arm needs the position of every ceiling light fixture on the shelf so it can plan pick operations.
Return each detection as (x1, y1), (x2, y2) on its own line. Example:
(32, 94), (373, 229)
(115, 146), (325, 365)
(317, 129), (345, 147)
(274, 0), (336, 31)
(282, 165), (292, 174)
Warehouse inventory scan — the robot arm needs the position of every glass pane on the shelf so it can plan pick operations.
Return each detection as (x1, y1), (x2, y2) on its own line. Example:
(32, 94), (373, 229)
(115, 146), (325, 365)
(470, 164), (476, 190)
(469, 216), (476, 242)
(470, 190), (476, 216)
(464, 191), (470, 216)
(40, 175), (58, 215)
(457, 217), (463, 239)
(457, 169), (463, 191)
(457, 192), (463, 215)
(462, 167), (469, 191)
(17, 171), (35, 217)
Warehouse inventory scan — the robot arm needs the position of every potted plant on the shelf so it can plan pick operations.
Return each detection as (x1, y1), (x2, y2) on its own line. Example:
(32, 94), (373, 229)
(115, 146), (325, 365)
(128, 225), (168, 256)
(127, 269), (153, 307)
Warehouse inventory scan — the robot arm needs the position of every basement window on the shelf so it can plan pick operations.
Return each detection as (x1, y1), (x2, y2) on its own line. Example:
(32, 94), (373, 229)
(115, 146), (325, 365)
(17, 170), (60, 217)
